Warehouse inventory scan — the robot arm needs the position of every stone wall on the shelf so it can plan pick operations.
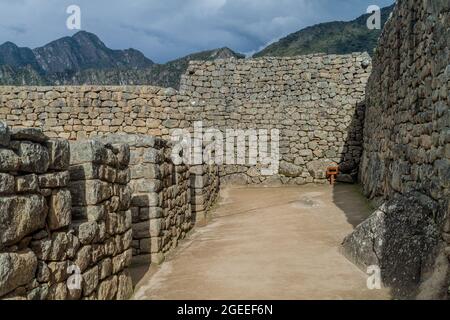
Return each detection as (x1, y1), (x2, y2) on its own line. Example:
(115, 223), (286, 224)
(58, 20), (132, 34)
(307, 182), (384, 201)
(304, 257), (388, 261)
(0, 53), (371, 185)
(0, 124), (133, 300)
(345, 0), (450, 299)
(94, 134), (192, 265)
(180, 53), (371, 184)
(0, 86), (187, 141)
(68, 140), (133, 300)
(190, 164), (220, 225)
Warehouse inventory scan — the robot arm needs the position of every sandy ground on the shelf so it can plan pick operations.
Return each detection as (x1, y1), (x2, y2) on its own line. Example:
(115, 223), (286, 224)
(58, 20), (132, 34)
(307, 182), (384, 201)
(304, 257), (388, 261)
(131, 184), (391, 300)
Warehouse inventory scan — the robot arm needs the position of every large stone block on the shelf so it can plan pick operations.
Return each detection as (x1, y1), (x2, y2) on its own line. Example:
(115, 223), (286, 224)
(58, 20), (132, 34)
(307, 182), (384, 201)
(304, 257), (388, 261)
(38, 171), (70, 188)
(0, 194), (47, 246)
(0, 148), (20, 172)
(16, 141), (50, 173)
(46, 139), (70, 170)
(341, 192), (442, 299)
(48, 189), (72, 230)
(69, 140), (108, 165)
(0, 250), (37, 297)
(0, 173), (14, 195)
(0, 121), (10, 147)
(69, 180), (112, 206)
(11, 127), (48, 143)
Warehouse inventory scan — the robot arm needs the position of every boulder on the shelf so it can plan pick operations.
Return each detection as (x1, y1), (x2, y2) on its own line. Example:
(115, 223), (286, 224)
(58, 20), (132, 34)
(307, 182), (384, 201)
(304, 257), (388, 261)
(307, 159), (337, 179)
(279, 161), (302, 177)
(341, 192), (442, 298)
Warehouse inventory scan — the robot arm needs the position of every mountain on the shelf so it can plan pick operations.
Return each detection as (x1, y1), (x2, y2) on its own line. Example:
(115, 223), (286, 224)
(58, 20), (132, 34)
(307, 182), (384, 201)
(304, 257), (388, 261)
(33, 31), (154, 74)
(254, 4), (395, 57)
(0, 31), (244, 88)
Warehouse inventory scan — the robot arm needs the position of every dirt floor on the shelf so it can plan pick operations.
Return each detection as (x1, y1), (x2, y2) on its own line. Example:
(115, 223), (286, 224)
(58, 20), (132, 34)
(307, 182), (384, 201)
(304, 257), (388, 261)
(131, 184), (392, 300)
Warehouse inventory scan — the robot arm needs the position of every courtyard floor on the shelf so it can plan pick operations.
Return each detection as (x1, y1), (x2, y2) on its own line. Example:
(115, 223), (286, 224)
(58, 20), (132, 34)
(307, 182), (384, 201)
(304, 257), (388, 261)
(131, 184), (391, 300)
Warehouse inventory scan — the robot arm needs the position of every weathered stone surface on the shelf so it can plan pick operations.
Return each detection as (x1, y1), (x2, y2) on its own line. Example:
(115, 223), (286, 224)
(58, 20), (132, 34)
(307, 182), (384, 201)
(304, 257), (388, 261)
(75, 221), (99, 245)
(307, 159), (337, 179)
(0, 194), (47, 246)
(15, 174), (39, 193)
(38, 171), (70, 188)
(70, 140), (109, 165)
(116, 270), (133, 300)
(96, 276), (118, 300)
(0, 148), (20, 172)
(69, 180), (112, 206)
(82, 266), (99, 296)
(0, 121), (10, 147)
(48, 189), (72, 230)
(279, 162), (302, 178)
(0, 250), (37, 297)
(11, 128), (48, 143)
(342, 192), (442, 298)
(0, 173), (14, 195)
(46, 139), (70, 170)
(16, 142), (49, 173)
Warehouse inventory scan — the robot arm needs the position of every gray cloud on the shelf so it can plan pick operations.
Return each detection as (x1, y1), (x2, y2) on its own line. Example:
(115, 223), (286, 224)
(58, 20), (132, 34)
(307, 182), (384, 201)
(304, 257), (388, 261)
(0, 0), (395, 63)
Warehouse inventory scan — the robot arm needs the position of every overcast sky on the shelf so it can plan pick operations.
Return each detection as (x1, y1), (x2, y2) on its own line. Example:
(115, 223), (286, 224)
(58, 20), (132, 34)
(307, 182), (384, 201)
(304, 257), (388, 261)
(0, 0), (395, 63)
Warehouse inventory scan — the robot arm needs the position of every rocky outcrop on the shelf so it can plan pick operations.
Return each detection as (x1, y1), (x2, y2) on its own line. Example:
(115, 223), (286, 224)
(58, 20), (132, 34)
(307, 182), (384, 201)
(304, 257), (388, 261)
(342, 192), (444, 298)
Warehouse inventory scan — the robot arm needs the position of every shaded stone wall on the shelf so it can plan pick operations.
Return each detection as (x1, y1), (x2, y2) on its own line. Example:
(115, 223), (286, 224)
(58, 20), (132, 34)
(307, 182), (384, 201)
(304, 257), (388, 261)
(94, 134), (193, 265)
(180, 53), (371, 184)
(0, 124), (133, 300)
(350, 0), (449, 298)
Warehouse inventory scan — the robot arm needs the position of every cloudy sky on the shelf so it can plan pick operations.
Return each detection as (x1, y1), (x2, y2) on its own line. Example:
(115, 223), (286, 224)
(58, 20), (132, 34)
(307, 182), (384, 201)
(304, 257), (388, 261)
(0, 0), (395, 63)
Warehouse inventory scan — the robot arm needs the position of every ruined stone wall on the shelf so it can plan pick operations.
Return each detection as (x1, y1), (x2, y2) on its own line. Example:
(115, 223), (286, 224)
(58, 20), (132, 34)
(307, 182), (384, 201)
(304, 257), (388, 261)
(0, 53), (370, 185)
(190, 164), (220, 225)
(180, 53), (371, 184)
(0, 124), (133, 300)
(354, 0), (449, 298)
(0, 86), (187, 141)
(94, 134), (192, 265)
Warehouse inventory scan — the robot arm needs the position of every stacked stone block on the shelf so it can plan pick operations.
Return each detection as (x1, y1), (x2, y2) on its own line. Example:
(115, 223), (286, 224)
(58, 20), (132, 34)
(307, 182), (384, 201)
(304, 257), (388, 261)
(350, 0), (449, 298)
(94, 134), (192, 265)
(190, 165), (220, 225)
(0, 123), (71, 299)
(68, 140), (133, 300)
(0, 53), (371, 186)
(180, 53), (371, 184)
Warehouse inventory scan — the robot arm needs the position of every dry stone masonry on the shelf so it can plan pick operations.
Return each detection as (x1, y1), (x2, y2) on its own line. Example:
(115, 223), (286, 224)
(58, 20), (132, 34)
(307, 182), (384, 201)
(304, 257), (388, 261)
(68, 140), (133, 300)
(0, 53), (371, 185)
(0, 124), (133, 300)
(180, 53), (371, 184)
(94, 134), (193, 265)
(0, 0), (448, 299)
(343, 0), (450, 299)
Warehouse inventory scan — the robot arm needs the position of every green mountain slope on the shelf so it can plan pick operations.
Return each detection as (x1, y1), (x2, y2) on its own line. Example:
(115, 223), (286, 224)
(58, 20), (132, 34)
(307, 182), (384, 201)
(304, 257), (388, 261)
(254, 4), (395, 57)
